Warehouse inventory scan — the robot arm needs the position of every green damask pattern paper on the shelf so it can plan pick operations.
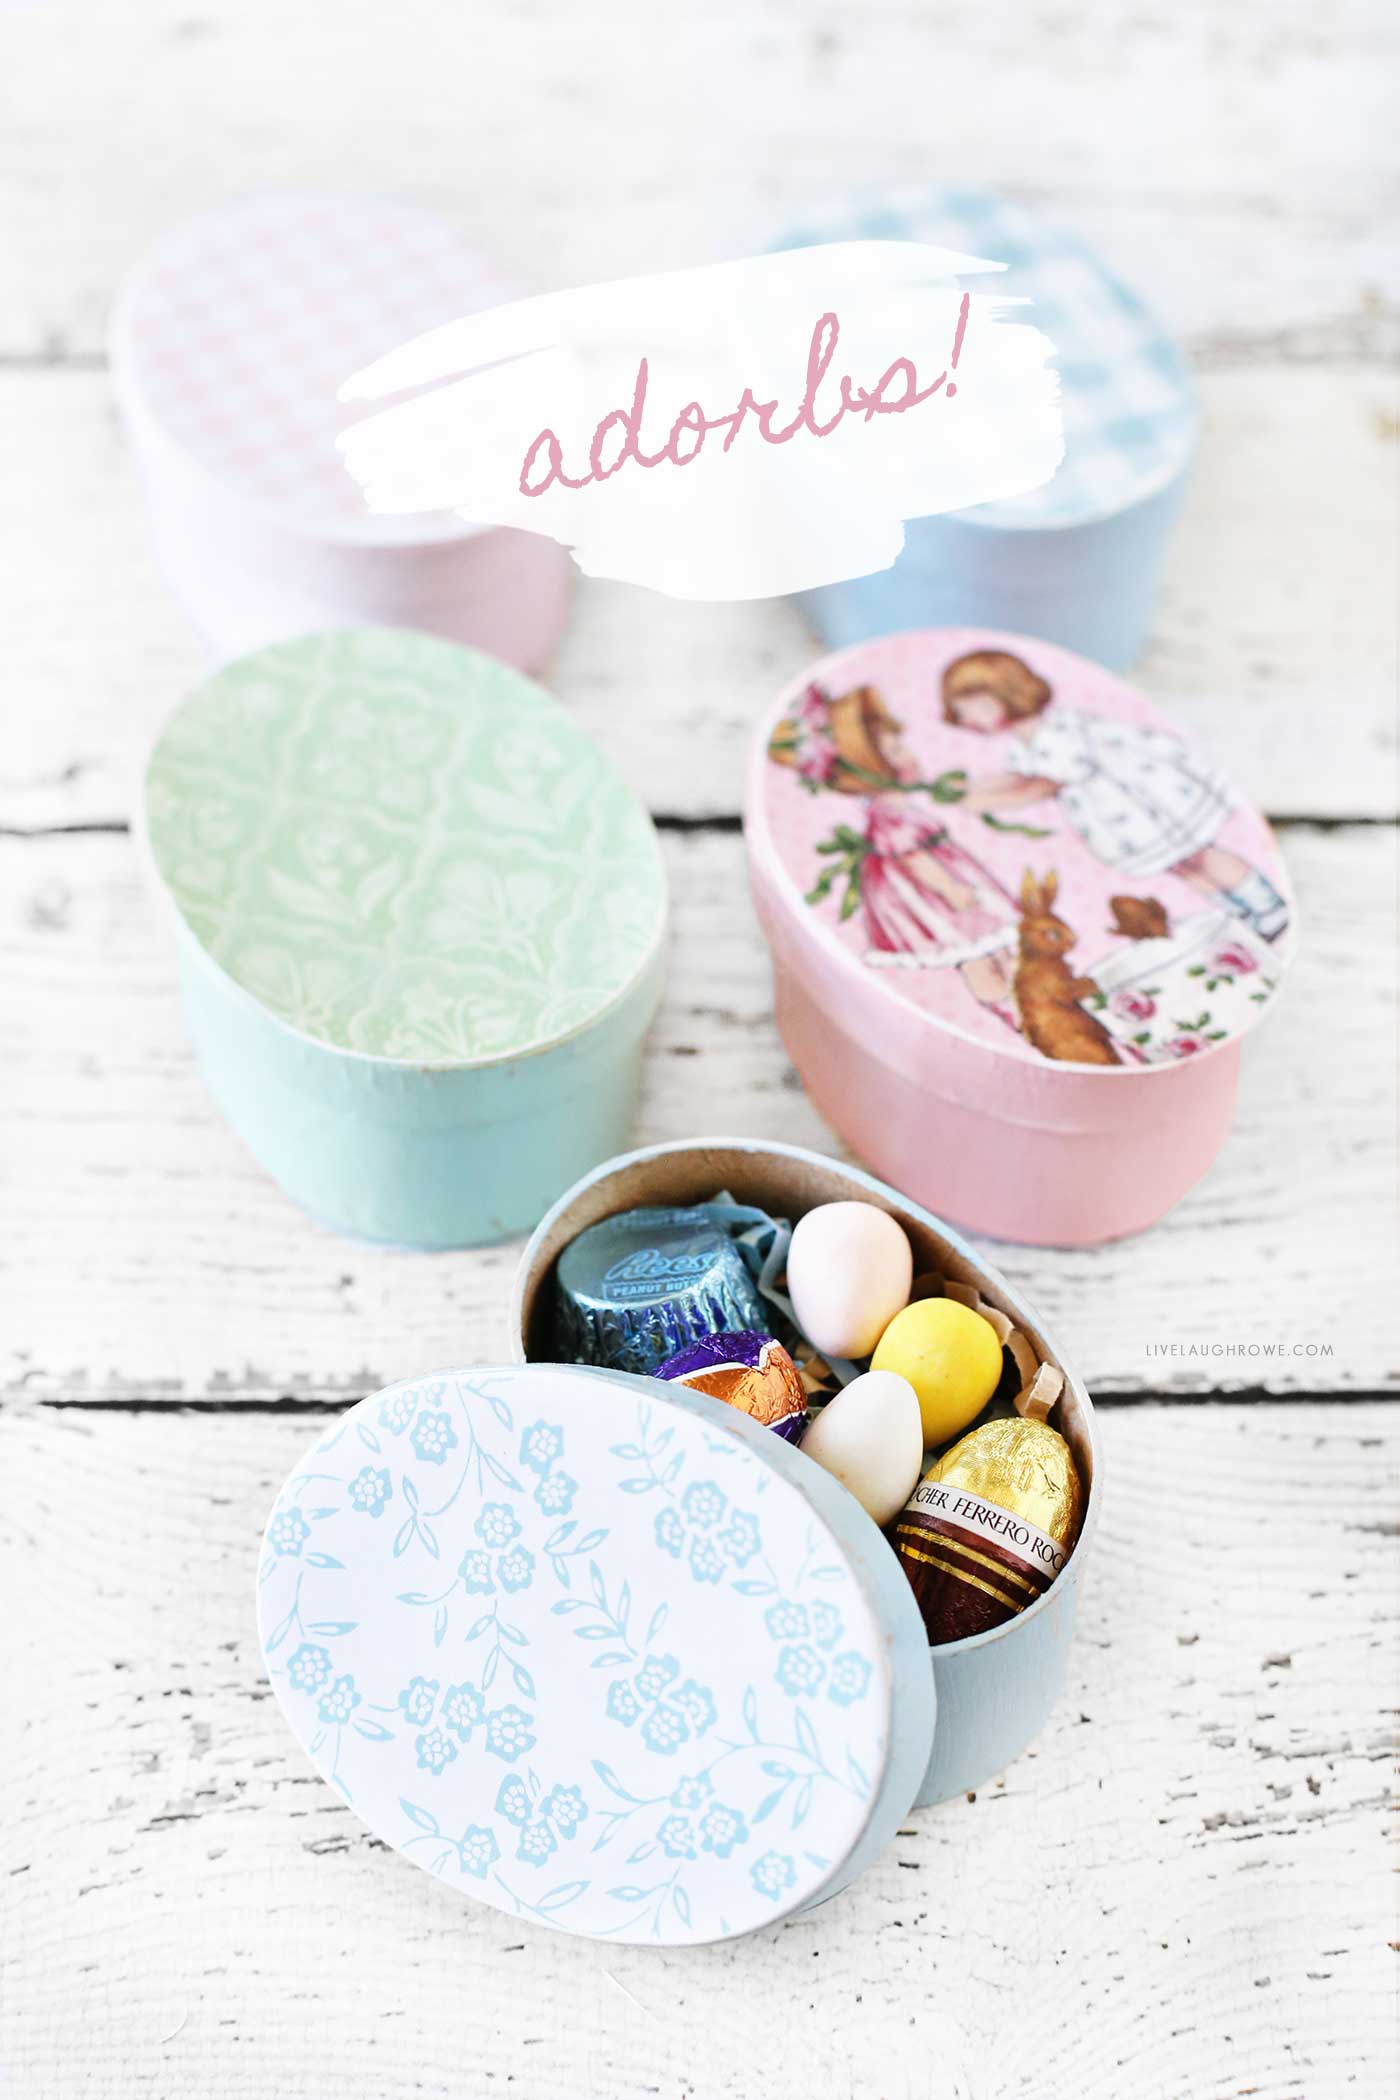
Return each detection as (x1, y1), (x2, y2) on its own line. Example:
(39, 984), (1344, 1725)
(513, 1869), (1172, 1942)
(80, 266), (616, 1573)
(146, 630), (667, 1064)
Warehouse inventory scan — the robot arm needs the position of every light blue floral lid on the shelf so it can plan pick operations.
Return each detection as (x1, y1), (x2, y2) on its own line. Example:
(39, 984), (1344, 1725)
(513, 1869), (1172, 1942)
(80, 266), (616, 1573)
(258, 1363), (935, 1944)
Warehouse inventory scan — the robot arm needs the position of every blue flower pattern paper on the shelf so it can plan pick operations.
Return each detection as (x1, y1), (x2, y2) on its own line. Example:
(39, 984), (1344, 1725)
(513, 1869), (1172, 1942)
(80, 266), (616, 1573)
(259, 1366), (892, 1943)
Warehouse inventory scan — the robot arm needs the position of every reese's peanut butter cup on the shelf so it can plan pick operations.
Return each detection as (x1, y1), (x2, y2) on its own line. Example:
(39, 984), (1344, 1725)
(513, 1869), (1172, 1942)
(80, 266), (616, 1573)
(554, 1205), (766, 1376)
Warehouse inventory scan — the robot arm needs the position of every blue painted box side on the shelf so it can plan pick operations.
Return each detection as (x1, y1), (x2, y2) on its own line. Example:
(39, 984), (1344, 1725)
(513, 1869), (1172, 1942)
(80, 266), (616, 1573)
(797, 471), (1191, 673)
(177, 925), (667, 1249)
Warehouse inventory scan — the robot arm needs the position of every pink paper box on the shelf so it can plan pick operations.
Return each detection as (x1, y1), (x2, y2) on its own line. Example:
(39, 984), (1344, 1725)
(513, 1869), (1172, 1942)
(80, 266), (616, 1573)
(745, 630), (1295, 1246)
(110, 192), (572, 674)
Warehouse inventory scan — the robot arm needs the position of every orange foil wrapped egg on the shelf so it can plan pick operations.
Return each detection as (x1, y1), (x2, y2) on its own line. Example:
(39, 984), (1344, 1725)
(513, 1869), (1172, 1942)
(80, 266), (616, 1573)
(654, 1331), (808, 1441)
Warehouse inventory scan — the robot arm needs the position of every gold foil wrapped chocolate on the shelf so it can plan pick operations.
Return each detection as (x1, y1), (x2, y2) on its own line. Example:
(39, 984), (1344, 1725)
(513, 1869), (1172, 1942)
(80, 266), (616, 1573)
(892, 1416), (1083, 1646)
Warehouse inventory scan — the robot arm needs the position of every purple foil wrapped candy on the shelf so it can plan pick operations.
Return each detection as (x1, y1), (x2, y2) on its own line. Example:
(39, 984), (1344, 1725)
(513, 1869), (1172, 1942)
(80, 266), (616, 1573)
(654, 1331), (808, 1442)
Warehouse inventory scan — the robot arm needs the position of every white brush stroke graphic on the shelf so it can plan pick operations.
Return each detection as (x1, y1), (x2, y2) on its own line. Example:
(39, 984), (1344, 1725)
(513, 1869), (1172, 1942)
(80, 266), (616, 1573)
(337, 242), (1063, 602)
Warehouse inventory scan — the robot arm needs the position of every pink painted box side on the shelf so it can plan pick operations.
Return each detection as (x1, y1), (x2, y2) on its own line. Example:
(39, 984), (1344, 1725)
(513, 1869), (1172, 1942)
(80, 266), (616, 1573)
(745, 629), (1293, 1244)
(111, 191), (574, 673)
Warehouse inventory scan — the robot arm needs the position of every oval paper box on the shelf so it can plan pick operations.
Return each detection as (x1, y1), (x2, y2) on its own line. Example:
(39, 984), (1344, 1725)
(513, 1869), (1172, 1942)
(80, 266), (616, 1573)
(111, 190), (574, 671)
(782, 186), (1199, 671)
(746, 630), (1293, 1245)
(258, 1138), (1100, 1944)
(513, 1138), (1102, 1820)
(141, 628), (668, 1247)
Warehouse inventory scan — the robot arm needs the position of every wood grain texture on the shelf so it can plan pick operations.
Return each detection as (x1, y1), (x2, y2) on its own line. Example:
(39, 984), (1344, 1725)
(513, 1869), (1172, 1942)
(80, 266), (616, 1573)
(4, 823), (1396, 1404)
(2, 2), (1395, 2091)
(2, 1), (1395, 362)
(2, 1403), (1395, 2100)
(2, 361), (1394, 832)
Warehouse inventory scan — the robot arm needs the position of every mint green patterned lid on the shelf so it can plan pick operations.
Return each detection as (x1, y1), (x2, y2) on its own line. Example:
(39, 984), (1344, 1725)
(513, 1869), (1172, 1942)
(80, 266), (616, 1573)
(144, 630), (667, 1066)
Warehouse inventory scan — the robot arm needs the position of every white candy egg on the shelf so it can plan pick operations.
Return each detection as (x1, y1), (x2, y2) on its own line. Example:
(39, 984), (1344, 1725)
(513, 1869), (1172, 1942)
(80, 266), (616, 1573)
(786, 1201), (913, 1359)
(799, 1369), (924, 1527)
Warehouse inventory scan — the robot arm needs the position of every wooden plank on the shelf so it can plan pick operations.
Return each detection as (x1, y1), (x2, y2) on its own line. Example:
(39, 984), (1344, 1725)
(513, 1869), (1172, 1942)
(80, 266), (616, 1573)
(2, 1), (1395, 359)
(1, 363), (1395, 833)
(4, 13), (1393, 2099)
(2, 1402), (1395, 2098)
(3, 823), (1395, 1404)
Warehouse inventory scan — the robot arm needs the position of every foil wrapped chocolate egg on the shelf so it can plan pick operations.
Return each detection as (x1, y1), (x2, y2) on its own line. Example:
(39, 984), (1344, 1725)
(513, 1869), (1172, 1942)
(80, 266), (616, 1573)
(892, 1415), (1083, 1647)
(654, 1331), (808, 1442)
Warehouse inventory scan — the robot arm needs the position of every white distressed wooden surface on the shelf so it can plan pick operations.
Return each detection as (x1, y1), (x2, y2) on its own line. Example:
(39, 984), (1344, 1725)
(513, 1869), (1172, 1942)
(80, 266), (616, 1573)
(2, 1404), (1396, 2099)
(3, 1), (1396, 2095)
(3, 3), (1396, 365)
(2, 366), (1395, 832)
(4, 822), (1398, 1403)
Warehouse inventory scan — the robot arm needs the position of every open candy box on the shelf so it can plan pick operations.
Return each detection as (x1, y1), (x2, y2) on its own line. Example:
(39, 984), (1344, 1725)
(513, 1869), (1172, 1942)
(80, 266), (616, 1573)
(259, 1139), (1100, 1945)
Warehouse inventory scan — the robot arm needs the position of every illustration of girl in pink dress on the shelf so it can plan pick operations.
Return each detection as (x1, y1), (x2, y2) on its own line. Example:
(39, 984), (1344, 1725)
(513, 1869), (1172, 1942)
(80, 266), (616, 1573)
(770, 683), (1021, 1021)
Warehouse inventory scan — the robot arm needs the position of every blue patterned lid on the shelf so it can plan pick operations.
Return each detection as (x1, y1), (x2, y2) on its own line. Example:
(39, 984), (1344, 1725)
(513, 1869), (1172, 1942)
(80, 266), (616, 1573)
(782, 186), (1197, 529)
(258, 1363), (935, 1943)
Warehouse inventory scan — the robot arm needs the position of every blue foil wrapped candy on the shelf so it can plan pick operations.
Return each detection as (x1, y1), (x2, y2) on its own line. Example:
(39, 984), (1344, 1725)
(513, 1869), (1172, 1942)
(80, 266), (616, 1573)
(655, 1331), (808, 1442)
(553, 1205), (768, 1374)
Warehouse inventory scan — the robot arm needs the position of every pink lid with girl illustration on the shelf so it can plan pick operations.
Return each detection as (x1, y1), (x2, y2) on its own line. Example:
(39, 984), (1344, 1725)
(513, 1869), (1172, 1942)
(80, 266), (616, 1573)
(745, 631), (1293, 1246)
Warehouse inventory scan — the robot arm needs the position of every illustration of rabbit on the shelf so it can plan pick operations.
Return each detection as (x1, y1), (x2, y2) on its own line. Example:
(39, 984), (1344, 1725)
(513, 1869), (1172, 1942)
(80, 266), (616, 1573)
(1109, 892), (1170, 941)
(1014, 870), (1121, 1066)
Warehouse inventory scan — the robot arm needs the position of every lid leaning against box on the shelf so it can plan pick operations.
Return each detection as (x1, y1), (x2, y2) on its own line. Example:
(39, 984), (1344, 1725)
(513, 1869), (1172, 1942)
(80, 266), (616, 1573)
(141, 627), (668, 1248)
(256, 1134), (1102, 1943)
(746, 629), (1294, 1246)
(781, 186), (1198, 671)
(258, 1360), (936, 1945)
(111, 191), (573, 671)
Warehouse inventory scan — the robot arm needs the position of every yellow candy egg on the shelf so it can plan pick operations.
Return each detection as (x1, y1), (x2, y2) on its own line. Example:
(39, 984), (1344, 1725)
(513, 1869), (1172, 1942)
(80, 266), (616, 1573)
(871, 1298), (1004, 1448)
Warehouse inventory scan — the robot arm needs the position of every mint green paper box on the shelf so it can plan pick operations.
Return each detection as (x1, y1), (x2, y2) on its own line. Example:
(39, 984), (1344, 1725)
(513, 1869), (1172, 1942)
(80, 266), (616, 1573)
(142, 630), (669, 1248)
